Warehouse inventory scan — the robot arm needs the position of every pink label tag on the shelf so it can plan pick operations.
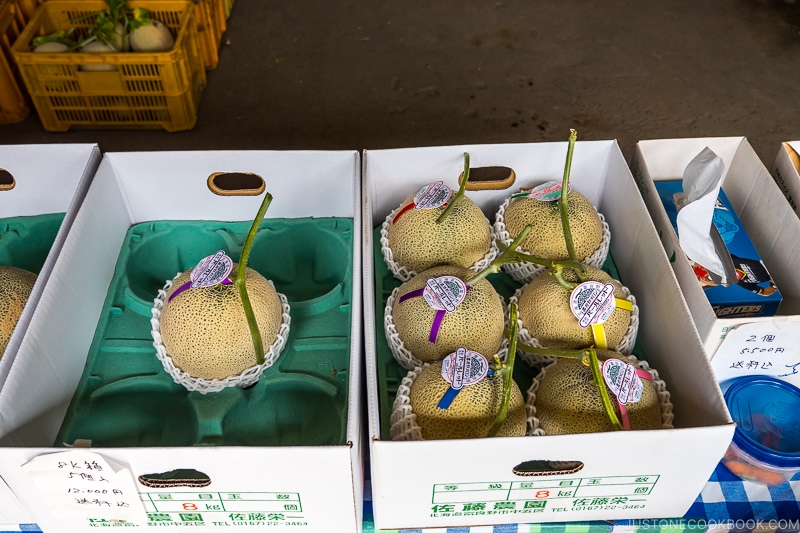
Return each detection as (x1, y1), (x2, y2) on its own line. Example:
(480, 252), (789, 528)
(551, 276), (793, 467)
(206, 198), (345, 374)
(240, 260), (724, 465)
(441, 348), (489, 390)
(423, 276), (467, 312)
(528, 180), (570, 201)
(190, 251), (234, 289)
(414, 181), (452, 209)
(569, 281), (616, 328)
(602, 359), (644, 405)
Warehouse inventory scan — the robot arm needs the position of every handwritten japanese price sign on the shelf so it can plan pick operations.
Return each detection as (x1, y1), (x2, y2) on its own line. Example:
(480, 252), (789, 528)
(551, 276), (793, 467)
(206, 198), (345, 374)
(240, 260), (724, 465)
(21, 450), (147, 522)
(711, 321), (800, 388)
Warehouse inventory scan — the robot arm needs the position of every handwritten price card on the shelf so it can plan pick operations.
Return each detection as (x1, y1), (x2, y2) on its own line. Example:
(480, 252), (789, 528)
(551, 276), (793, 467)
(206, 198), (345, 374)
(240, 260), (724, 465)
(711, 321), (800, 388)
(22, 450), (147, 522)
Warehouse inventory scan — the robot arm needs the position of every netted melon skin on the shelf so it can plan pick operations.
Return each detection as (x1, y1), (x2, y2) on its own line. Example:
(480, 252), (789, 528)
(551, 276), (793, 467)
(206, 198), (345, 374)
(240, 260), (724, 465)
(408, 362), (526, 440)
(391, 265), (504, 363)
(533, 350), (663, 435)
(0, 266), (37, 355)
(386, 192), (492, 274)
(518, 265), (631, 350)
(503, 189), (603, 261)
(159, 265), (283, 380)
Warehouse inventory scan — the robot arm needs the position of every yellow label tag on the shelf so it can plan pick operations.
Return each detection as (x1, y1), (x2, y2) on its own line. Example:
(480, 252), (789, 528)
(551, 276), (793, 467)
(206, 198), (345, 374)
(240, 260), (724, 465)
(591, 323), (608, 349)
(615, 297), (634, 312)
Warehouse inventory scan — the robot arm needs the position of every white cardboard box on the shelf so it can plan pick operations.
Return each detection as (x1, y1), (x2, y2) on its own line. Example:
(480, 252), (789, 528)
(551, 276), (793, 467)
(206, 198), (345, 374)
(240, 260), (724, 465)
(630, 137), (800, 357)
(771, 141), (800, 216)
(0, 143), (101, 395)
(0, 150), (364, 533)
(363, 141), (734, 530)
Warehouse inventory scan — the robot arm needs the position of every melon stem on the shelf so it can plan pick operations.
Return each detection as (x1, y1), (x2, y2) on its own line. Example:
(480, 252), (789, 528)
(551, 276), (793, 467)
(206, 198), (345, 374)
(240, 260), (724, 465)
(465, 224), (533, 285)
(487, 301), (519, 438)
(559, 129), (580, 266)
(436, 152), (470, 224)
(515, 343), (624, 431)
(235, 191), (273, 366)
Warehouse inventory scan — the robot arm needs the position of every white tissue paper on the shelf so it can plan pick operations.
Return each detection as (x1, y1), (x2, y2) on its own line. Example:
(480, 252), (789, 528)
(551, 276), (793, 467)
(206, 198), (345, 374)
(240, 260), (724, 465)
(675, 147), (729, 284)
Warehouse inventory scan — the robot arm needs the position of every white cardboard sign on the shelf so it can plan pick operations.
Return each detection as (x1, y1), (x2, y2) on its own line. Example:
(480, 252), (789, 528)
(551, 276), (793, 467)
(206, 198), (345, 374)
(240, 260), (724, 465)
(22, 450), (147, 522)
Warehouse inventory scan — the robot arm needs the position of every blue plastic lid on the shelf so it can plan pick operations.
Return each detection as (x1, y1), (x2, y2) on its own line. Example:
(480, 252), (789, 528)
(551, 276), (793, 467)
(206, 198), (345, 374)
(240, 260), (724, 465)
(724, 376), (800, 469)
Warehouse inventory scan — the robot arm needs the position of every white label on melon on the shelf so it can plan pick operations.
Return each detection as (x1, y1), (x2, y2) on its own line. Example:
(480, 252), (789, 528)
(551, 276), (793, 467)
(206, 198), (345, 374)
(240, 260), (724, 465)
(414, 181), (452, 209)
(190, 251), (234, 289)
(569, 281), (615, 328)
(423, 276), (467, 312)
(602, 358), (644, 405)
(441, 348), (489, 390)
(528, 180), (570, 201)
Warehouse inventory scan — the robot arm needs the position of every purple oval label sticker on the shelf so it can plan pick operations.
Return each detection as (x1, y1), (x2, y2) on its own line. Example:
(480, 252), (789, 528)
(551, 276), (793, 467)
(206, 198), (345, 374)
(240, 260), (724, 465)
(602, 358), (644, 405)
(441, 348), (489, 390)
(423, 276), (468, 312)
(569, 281), (615, 328)
(414, 181), (452, 209)
(528, 180), (570, 202)
(190, 251), (234, 289)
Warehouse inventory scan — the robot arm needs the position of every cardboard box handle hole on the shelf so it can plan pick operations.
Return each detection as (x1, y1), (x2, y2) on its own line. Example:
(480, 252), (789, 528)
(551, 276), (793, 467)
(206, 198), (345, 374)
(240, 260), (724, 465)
(459, 166), (516, 191)
(512, 460), (584, 477)
(0, 169), (15, 191)
(207, 172), (265, 196)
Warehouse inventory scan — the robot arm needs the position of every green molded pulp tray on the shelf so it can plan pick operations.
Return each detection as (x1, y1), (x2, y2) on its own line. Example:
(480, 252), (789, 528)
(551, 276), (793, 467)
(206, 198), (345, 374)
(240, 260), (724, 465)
(0, 213), (66, 274)
(56, 216), (354, 448)
(372, 227), (640, 441)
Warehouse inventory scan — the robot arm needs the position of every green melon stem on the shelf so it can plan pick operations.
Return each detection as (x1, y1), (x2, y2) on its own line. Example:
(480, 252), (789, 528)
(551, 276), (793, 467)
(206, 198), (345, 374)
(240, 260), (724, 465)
(559, 129), (579, 264)
(436, 152), (470, 224)
(487, 302), (519, 437)
(465, 224), (533, 285)
(516, 343), (623, 431)
(586, 347), (624, 431)
(235, 191), (273, 366)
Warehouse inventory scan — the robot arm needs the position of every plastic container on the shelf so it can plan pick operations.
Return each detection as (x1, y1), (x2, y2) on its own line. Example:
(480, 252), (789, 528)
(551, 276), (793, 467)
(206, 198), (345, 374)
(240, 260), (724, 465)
(11, 0), (206, 131)
(56, 216), (354, 448)
(0, 0), (31, 123)
(721, 376), (800, 485)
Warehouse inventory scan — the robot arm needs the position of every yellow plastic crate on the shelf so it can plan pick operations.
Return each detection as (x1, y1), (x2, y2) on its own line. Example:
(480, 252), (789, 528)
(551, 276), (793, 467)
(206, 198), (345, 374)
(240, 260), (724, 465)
(13, 0), (40, 19)
(192, 0), (225, 69)
(11, 0), (206, 131)
(36, 0), (225, 69)
(0, 0), (31, 123)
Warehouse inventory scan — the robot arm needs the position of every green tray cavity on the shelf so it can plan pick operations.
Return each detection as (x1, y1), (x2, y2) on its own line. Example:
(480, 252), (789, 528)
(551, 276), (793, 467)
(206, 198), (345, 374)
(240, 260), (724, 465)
(56, 217), (354, 448)
(372, 225), (641, 441)
(0, 213), (66, 274)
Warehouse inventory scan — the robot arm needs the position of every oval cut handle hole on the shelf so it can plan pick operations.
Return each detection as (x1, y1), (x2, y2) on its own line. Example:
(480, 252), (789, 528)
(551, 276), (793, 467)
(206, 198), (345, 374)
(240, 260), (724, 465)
(0, 169), (15, 191)
(512, 460), (584, 477)
(459, 166), (516, 191)
(207, 172), (265, 196)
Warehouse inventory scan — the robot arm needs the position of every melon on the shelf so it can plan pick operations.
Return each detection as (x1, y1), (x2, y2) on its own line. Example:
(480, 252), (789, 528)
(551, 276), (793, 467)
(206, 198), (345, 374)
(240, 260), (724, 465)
(391, 265), (504, 364)
(503, 186), (603, 262)
(386, 184), (492, 275)
(533, 349), (663, 435)
(517, 264), (632, 351)
(408, 360), (526, 440)
(0, 266), (37, 356)
(158, 264), (283, 380)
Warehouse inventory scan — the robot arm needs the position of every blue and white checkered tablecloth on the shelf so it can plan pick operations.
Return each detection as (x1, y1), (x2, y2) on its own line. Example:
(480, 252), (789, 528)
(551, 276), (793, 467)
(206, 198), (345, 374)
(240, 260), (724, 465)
(682, 462), (800, 528)
(364, 462), (800, 533)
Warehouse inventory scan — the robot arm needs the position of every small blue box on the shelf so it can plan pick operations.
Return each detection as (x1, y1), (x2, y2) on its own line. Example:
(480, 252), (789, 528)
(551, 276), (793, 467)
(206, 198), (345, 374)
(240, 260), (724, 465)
(656, 180), (782, 318)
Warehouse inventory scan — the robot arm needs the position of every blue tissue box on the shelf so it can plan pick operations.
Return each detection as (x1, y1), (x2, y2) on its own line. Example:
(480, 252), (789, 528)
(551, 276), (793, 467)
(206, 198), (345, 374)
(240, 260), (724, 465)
(656, 180), (782, 318)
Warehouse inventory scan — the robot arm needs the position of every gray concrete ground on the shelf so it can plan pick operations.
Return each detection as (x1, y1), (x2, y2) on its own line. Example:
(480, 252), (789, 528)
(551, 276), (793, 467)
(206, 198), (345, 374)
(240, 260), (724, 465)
(1, 0), (799, 164)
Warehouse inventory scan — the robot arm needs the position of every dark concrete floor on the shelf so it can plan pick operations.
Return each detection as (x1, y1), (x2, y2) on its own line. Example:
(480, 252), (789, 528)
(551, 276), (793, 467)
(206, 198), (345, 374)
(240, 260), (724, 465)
(1, 0), (799, 164)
